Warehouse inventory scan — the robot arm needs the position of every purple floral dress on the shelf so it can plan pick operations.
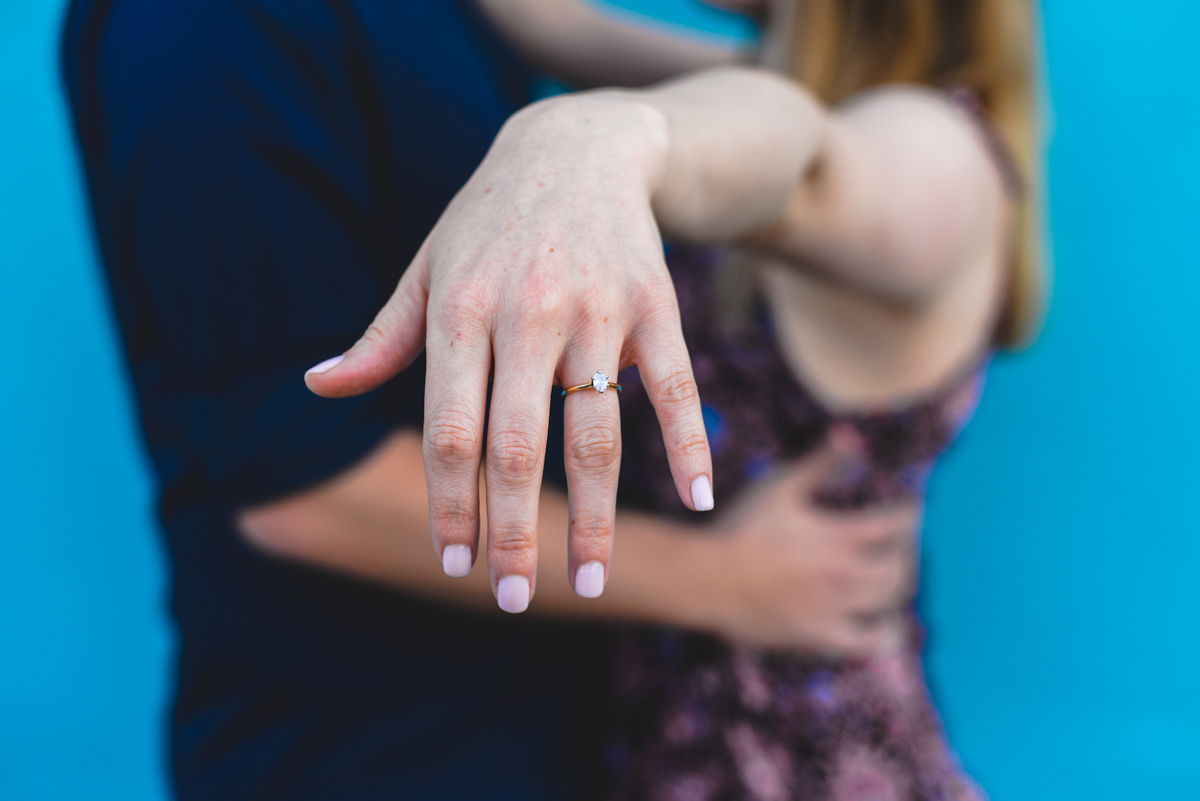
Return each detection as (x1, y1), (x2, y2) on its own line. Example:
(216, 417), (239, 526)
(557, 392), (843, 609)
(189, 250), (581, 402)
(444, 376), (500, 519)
(608, 248), (988, 801)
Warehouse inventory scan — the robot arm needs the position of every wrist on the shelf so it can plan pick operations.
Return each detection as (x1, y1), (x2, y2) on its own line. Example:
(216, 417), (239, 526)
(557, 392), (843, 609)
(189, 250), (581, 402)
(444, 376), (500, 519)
(499, 91), (671, 199)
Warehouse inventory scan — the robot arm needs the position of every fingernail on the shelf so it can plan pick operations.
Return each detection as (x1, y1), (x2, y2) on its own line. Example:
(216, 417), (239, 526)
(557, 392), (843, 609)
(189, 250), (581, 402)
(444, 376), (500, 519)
(442, 544), (472, 578)
(497, 576), (530, 614)
(574, 561), (605, 599)
(691, 475), (714, 511)
(305, 355), (344, 377)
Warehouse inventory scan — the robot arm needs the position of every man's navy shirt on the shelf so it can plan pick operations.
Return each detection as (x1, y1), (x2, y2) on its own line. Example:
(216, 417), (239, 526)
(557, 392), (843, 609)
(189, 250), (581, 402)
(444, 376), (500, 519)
(62, 1), (604, 797)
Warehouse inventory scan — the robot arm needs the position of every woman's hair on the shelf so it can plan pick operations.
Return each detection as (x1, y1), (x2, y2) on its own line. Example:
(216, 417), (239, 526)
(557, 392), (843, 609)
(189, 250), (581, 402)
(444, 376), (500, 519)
(784, 0), (1045, 348)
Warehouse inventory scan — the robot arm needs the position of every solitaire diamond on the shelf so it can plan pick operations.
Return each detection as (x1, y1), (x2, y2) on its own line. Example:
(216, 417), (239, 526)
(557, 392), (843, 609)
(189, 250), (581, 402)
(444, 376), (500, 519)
(592, 370), (609, 393)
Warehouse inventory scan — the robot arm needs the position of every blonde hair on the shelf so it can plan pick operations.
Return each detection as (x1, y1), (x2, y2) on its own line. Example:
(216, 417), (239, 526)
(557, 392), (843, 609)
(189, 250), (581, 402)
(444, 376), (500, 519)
(784, 0), (1046, 348)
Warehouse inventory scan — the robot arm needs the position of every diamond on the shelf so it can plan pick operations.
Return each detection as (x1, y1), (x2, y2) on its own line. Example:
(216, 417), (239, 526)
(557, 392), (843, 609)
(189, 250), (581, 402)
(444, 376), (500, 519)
(592, 370), (609, 393)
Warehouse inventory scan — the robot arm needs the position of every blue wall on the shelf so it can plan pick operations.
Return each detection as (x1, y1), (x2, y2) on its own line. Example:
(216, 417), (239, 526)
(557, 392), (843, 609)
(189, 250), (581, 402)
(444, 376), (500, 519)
(0, 2), (170, 800)
(922, 2), (1200, 796)
(0, 1), (1195, 798)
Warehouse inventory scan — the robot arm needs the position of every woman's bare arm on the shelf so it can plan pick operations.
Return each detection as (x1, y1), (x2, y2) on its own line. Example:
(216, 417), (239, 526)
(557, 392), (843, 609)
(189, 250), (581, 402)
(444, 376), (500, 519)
(642, 69), (1009, 303)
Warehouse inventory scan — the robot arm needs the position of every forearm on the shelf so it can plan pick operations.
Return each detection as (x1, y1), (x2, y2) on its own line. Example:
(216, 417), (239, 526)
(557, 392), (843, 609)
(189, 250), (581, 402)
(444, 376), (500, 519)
(493, 65), (826, 246)
(644, 77), (1009, 301)
(237, 429), (720, 628)
(508, 70), (1004, 303)
(643, 67), (829, 243)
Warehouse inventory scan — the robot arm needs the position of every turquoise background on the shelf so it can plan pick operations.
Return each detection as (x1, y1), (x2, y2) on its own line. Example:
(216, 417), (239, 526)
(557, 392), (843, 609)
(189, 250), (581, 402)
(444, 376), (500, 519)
(1, 1), (1196, 798)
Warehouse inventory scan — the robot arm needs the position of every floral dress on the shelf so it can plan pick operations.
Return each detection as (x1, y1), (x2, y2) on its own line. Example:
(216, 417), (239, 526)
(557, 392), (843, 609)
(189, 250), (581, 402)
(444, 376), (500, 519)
(608, 248), (988, 801)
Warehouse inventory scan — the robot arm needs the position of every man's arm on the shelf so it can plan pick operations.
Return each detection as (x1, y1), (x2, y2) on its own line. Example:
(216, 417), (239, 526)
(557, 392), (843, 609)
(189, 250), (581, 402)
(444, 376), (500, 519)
(239, 429), (918, 655)
(473, 0), (746, 89)
(238, 429), (695, 623)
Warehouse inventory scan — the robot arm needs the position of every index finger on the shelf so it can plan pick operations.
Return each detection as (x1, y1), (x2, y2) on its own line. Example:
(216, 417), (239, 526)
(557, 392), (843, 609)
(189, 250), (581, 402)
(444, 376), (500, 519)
(422, 290), (494, 580)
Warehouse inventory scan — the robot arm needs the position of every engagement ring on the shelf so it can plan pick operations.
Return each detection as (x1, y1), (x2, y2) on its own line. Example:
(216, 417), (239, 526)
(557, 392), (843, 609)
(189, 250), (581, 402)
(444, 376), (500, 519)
(562, 370), (622, 397)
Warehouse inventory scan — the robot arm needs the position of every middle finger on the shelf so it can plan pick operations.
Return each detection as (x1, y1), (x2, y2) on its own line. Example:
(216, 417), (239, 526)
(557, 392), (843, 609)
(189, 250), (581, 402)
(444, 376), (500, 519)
(484, 339), (557, 613)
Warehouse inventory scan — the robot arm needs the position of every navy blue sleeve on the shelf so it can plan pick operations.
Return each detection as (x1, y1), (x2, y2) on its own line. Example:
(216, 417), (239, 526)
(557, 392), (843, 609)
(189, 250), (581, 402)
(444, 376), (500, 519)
(65, 0), (429, 512)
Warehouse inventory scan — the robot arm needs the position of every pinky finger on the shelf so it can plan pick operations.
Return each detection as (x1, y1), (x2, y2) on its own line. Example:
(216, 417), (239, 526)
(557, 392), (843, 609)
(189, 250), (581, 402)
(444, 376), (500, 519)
(632, 323), (713, 513)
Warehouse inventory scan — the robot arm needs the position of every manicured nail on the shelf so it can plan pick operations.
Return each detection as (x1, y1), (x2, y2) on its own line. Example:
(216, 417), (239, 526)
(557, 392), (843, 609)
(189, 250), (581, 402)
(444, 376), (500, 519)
(305, 355), (344, 377)
(497, 576), (530, 614)
(574, 561), (605, 599)
(442, 545), (472, 578)
(691, 475), (714, 511)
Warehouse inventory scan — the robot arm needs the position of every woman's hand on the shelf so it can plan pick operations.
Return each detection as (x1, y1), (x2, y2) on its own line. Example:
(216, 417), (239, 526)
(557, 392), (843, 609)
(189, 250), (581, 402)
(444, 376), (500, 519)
(302, 65), (983, 622)
(304, 94), (715, 612)
(697, 443), (918, 656)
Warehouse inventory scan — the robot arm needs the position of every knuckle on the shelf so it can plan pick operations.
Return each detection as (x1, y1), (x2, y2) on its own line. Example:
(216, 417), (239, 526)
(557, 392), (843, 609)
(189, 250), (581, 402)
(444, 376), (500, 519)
(850, 513), (915, 543)
(859, 530), (903, 560)
(875, 501), (920, 529)
(572, 300), (606, 330)
(570, 516), (614, 546)
(424, 419), (482, 467)
(666, 430), (710, 461)
(652, 365), (700, 408)
(361, 319), (396, 350)
(891, 565), (917, 604)
(842, 630), (885, 659)
(490, 525), (537, 554)
(519, 271), (569, 321)
(852, 608), (891, 632)
(822, 617), (883, 657)
(876, 544), (912, 582)
(567, 425), (621, 472)
(488, 433), (543, 483)
(428, 495), (477, 531)
(630, 271), (676, 315)
(437, 281), (492, 327)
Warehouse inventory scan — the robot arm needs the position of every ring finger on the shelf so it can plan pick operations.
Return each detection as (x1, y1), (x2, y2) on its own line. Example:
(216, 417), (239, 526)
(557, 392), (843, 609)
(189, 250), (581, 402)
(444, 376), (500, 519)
(560, 349), (624, 598)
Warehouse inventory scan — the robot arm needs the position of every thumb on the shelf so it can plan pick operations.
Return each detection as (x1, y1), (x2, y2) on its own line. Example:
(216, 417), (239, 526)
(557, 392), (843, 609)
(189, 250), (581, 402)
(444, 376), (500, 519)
(304, 241), (430, 398)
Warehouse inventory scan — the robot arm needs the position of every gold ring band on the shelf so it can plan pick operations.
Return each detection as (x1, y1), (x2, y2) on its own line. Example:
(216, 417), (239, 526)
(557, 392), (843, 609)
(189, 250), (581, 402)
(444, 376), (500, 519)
(562, 370), (622, 397)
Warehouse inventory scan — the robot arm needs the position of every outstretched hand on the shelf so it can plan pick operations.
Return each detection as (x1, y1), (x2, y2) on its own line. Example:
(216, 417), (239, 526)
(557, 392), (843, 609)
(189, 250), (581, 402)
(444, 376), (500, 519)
(304, 94), (714, 612)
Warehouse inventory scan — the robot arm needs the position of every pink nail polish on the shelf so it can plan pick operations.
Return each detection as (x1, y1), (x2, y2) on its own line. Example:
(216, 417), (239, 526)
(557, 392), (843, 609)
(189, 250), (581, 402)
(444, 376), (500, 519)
(574, 561), (605, 599)
(691, 475), (714, 511)
(497, 576), (530, 614)
(442, 545), (472, 578)
(305, 355), (344, 377)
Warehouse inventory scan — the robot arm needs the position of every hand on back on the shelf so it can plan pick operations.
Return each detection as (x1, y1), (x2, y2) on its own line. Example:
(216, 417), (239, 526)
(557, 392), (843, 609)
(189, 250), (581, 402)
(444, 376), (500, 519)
(702, 441), (918, 656)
